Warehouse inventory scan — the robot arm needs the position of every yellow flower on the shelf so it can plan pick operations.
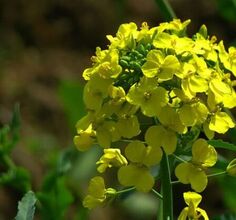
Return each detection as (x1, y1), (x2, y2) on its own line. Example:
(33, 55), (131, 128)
(108, 85), (126, 105)
(178, 192), (209, 220)
(83, 74), (113, 111)
(157, 19), (191, 35)
(141, 49), (180, 80)
(116, 114), (140, 138)
(83, 48), (122, 80)
(208, 111), (235, 134)
(95, 120), (120, 148)
(126, 77), (168, 117)
(218, 41), (236, 77)
(207, 74), (236, 109)
(145, 125), (177, 155)
(107, 22), (138, 49)
(175, 139), (217, 192)
(157, 105), (187, 134)
(153, 32), (194, 55)
(118, 141), (162, 192)
(180, 57), (210, 99)
(178, 101), (208, 127)
(96, 148), (128, 173)
(83, 176), (116, 209)
(74, 124), (96, 151)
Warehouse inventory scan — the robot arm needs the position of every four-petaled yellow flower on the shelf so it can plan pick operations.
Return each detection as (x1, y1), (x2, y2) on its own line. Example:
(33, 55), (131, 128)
(118, 140), (162, 192)
(175, 139), (217, 192)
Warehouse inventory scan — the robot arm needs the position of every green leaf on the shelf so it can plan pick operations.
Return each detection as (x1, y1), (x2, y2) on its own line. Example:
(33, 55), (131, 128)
(218, 175), (236, 212)
(213, 213), (236, 220)
(37, 174), (73, 220)
(216, 0), (236, 22)
(0, 167), (31, 193)
(15, 191), (37, 220)
(208, 139), (236, 151)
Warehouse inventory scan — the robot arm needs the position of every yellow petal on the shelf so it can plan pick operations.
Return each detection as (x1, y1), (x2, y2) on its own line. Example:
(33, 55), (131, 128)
(197, 208), (209, 220)
(145, 125), (164, 148)
(88, 176), (106, 198)
(135, 168), (154, 192)
(209, 112), (235, 134)
(125, 141), (146, 163)
(175, 162), (192, 184)
(143, 145), (163, 166)
(177, 207), (188, 220)
(118, 165), (154, 192)
(189, 168), (208, 192)
(179, 104), (196, 126)
(183, 191), (202, 208)
(162, 129), (177, 154)
(192, 138), (217, 167)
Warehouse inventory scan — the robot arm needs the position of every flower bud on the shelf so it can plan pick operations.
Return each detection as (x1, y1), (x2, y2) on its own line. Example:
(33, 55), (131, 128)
(226, 159), (236, 176)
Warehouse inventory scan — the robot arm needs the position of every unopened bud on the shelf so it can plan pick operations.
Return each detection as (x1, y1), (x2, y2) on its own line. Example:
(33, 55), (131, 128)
(227, 159), (236, 176)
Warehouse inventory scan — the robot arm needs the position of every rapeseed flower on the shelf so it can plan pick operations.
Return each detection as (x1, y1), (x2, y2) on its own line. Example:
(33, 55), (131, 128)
(178, 192), (209, 220)
(118, 140), (162, 192)
(76, 19), (236, 212)
(175, 139), (217, 192)
(83, 176), (116, 209)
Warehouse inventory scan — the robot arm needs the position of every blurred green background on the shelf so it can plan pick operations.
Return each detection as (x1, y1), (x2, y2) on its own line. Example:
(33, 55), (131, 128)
(0, 0), (236, 219)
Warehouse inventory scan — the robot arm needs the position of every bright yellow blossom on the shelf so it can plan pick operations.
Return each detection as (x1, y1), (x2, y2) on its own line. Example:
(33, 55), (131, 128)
(96, 148), (128, 173)
(142, 49), (180, 80)
(126, 77), (168, 117)
(83, 176), (116, 209)
(178, 192), (209, 220)
(208, 111), (235, 134)
(145, 125), (177, 155)
(74, 124), (95, 151)
(175, 139), (217, 192)
(118, 141), (162, 192)
(83, 74), (113, 111)
(107, 22), (138, 49)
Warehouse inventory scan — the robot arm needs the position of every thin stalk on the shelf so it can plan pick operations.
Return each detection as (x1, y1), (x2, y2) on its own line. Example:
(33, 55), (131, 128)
(152, 189), (163, 200)
(160, 151), (173, 220)
(172, 154), (187, 163)
(207, 171), (226, 178)
(171, 171), (227, 185)
(116, 187), (135, 194)
(154, 0), (176, 21)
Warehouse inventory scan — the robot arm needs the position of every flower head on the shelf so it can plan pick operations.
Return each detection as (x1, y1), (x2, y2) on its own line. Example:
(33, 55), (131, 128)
(178, 191), (209, 220)
(83, 176), (116, 209)
(175, 139), (217, 192)
(118, 141), (162, 192)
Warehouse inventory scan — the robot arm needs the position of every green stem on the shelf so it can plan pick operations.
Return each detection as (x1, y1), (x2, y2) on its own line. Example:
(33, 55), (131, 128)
(152, 189), (163, 200)
(160, 151), (173, 220)
(172, 154), (187, 163)
(154, 0), (176, 21)
(207, 171), (227, 178)
(116, 186), (135, 194)
(171, 171), (227, 185)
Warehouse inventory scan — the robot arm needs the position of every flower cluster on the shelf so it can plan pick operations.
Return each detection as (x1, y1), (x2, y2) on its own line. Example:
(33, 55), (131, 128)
(74, 19), (236, 218)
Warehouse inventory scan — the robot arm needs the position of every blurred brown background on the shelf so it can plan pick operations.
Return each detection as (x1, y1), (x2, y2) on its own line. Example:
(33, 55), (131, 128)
(0, 0), (236, 219)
